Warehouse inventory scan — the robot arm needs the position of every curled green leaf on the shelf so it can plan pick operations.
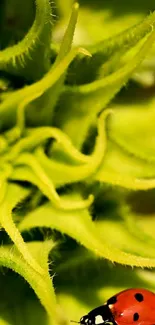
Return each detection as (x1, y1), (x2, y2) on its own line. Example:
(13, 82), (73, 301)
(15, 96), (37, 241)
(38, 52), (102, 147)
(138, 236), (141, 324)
(0, 47), (86, 131)
(13, 152), (93, 210)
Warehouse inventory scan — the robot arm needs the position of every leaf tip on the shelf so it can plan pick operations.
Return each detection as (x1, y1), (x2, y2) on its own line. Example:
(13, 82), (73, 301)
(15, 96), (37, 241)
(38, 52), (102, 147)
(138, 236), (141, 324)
(78, 47), (92, 57)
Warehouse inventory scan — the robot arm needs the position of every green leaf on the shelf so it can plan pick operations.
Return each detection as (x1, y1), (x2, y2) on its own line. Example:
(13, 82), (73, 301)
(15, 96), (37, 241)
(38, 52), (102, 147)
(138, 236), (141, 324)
(0, 0), (52, 80)
(122, 205), (155, 250)
(18, 192), (155, 267)
(0, 1), (82, 130)
(94, 96), (155, 190)
(7, 110), (109, 209)
(53, 0), (155, 45)
(54, 2), (79, 65)
(95, 140), (155, 190)
(66, 11), (155, 85)
(12, 158), (93, 210)
(27, 109), (107, 185)
(138, 211), (155, 239)
(0, 241), (59, 324)
(0, 182), (45, 274)
(0, 47), (81, 131)
(26, 1), (81, 127)
(108, 97), (155, 162)
(132, 43), (155, 86)
(3, 123), (91, 163)
(54, 15), (155, 148)
(94, 212), (155, 258)
(1, 3), (155, 325)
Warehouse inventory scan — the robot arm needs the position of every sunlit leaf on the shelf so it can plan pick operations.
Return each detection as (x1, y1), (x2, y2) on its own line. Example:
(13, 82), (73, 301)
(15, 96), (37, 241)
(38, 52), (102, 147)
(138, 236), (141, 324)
(54, 14), (155, 148)
(19, 192), (155, 267)
(108, 98), (155, 163)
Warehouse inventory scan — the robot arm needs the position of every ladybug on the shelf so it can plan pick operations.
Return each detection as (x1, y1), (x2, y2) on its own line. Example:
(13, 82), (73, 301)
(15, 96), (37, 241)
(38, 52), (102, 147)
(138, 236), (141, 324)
(79, 288), (155, 325)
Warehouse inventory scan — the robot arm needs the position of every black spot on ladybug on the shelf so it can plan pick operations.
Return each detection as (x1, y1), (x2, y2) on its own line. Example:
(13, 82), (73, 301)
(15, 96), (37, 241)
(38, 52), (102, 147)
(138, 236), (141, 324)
(134, 293), (144, 302)
(107, 296), (117, 305)
(133, 313), (139, 321)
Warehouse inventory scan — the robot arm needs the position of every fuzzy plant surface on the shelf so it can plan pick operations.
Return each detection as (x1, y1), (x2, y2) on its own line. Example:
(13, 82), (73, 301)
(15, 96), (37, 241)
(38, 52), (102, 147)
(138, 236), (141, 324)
(1, 0), (155, 324)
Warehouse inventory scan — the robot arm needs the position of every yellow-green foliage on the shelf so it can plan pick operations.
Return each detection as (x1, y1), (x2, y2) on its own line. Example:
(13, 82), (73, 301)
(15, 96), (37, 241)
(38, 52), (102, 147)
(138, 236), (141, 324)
(0, 1), (155, 324)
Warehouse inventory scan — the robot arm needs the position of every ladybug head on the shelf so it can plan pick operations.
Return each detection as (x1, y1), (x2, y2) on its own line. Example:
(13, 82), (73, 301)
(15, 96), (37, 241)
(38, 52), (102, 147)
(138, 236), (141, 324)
(80, 315), (90, 325)
(79, 305), (115, 325)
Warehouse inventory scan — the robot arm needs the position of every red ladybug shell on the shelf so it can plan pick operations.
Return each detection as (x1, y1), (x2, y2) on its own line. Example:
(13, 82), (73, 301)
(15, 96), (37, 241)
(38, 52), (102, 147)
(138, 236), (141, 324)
(79, 288), (155, 325)
(109, 288), (155, 325)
